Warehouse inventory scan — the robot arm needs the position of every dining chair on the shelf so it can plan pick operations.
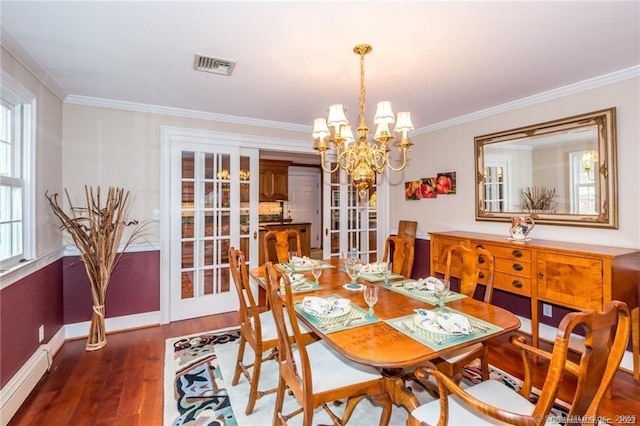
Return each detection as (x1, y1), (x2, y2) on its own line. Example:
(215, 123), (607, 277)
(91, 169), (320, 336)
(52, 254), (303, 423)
(264, 262), (392, 426)
(229, 247), (314, 415)
(408, 300), (631, 425)
(382, 235), (415, 278)
(263, 229), (303, 264)
(435, 244), (495, 382)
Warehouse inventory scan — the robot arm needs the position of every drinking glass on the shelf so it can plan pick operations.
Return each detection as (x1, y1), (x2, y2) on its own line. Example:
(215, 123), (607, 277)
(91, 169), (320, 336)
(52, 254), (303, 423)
(311, 261), (323, 284)
(434, 279), (451, 312)
(381, 261), (392, 285)
(363, 284), (379, 318)
(345, 259), (362, 290)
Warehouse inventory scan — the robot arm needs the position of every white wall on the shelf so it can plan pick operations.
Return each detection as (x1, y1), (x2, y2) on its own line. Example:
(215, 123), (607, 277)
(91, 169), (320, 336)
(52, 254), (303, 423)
(62, 104), (310, 242)
(390, 77), (640, 249)
(1, 46), (64, 257)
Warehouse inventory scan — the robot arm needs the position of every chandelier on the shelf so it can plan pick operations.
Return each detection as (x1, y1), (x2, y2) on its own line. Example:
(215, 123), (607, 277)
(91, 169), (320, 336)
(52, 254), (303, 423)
(312, 44), (414, 198)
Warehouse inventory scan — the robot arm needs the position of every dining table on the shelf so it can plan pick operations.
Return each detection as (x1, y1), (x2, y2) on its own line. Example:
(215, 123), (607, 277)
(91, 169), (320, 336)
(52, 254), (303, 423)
(249, 257), (521, 413)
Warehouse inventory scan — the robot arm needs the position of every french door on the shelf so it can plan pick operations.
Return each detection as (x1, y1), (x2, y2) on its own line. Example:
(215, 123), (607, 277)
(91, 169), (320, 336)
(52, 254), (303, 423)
(322, 165), (383, 263)
(169, 141), (258, 321)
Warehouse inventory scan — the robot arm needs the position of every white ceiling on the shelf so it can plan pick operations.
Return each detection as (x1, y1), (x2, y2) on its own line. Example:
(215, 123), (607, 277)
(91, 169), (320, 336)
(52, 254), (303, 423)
(1, 1), (639, 133)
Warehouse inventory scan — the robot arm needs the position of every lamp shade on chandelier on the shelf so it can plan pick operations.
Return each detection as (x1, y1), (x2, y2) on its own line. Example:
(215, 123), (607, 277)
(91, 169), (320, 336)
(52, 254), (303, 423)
(313, 44), (414, 198)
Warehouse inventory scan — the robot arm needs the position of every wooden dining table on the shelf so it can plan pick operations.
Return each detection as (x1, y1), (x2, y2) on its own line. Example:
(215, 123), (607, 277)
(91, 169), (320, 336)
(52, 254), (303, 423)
(249, 258), (521, 413)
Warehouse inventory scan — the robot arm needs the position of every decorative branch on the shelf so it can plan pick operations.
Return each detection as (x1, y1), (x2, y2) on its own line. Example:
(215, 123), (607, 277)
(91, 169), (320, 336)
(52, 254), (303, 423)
(519, 186), (558, 212)
(46, 186), (146, 351)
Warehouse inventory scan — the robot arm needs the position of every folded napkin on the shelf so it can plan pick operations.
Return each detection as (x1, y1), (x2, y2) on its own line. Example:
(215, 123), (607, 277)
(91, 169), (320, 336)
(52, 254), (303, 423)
(287, 273), (306, 285)
(361, 262), (384, 274)
(406, 276), (444, 291)
(290, 256), (314, 267)
(414, 309), (471, 334)
(302, 296), (349, 316)
(437, 313), (471, 334)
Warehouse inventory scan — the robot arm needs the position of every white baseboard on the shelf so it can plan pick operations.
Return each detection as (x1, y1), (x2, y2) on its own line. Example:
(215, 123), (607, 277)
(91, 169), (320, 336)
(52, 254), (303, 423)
(0, 327), (64, 426)
(64, 310), (161, 340)
(518, 315), (635, 373)
(0, 311), (160, 425)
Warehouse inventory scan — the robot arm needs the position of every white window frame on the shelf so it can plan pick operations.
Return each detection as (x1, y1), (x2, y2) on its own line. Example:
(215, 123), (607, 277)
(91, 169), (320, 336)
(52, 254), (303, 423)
(0, 71), (36, 271)
(568, 150), (597, 214)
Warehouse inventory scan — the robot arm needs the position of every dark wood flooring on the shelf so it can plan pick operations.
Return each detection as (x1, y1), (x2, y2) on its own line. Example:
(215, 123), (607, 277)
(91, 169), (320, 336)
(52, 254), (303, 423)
(9, 312), (640, 425)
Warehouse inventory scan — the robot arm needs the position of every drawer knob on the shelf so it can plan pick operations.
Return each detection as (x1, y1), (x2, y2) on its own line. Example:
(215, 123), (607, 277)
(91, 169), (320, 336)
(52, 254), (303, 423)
(476, 244), (485, 249)
(479, 272), (485, 279)
(478, 256), (485, 264)
(512, 263), (523, 271)
(512, 280), (523, 288)
(512, 250), (523, 258)
(537, 272), (544, 279)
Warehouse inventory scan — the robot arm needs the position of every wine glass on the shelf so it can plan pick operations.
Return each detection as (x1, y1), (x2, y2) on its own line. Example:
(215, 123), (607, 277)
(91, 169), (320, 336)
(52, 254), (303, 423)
(381, 261), (392, 285)
(311, 261), (323, 284)
(363, 284), (379, 318)
(434, 279), (451, 312)
(345, 259), (362, 290)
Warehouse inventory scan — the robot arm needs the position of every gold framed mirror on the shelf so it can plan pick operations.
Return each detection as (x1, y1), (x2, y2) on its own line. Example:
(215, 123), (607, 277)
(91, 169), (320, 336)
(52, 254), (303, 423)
(475, 107), (617, 228)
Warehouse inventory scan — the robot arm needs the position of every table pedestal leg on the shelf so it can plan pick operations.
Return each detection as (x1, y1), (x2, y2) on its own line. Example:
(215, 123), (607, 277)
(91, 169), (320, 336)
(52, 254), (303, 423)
(381, 368), (419, 413)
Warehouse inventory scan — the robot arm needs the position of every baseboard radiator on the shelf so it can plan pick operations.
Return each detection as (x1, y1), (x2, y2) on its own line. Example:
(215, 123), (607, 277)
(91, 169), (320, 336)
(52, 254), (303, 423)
(0, 345), (52, 426)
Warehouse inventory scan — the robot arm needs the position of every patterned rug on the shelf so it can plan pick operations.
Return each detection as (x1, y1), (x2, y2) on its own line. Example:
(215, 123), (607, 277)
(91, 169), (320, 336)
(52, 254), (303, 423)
(164, 329), (570, 426)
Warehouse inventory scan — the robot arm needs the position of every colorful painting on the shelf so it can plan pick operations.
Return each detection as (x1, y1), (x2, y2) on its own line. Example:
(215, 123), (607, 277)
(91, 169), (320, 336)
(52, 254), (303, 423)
(436, 172), (456, 195)
(405, 178), (437, 200)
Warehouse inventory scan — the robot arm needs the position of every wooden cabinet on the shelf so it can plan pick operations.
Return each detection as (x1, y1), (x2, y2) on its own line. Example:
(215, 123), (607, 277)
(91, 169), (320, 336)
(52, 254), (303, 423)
(258, 222), (311, 265)
(259, 160), (291, 201)
(430, 231), (640, 377)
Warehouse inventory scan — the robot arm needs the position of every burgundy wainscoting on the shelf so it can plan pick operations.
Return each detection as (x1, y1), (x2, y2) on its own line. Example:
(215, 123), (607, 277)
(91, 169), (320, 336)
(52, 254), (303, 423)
(62, 250), (160, 324)
(0, 259), (64, 388)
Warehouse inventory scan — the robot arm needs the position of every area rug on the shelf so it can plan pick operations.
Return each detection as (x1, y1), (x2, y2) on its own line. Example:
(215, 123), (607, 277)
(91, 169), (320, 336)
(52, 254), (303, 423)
(165, 329), (570, 426)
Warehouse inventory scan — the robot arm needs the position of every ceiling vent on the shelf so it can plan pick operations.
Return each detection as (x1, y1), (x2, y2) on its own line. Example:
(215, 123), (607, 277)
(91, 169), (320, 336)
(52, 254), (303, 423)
(193, 53), (236, 76)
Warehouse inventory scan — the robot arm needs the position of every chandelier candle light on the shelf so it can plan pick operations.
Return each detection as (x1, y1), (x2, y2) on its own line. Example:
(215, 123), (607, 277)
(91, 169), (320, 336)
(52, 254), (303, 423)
(312, 44), (414, 198)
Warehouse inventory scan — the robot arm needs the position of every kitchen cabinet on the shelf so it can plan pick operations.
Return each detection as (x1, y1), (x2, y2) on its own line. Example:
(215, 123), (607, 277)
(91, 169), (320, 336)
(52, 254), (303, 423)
(259, 160), (291, 201)
(259, 222), (311, 265)
(429, 231), (640, 379)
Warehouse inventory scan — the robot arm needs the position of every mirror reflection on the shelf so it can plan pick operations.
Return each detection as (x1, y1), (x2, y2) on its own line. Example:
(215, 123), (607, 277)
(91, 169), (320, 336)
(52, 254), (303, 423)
(475, 108), (617, 228)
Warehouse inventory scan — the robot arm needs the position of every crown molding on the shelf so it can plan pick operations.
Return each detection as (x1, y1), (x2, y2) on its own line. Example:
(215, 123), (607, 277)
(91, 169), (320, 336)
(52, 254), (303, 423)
(1, 26), (67, 102)
(64, 95), (310, 133)
(413, 65), (640, 136)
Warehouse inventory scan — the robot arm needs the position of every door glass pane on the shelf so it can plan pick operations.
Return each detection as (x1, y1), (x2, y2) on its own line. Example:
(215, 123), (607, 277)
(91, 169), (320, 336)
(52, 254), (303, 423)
(181, 151), (233, 301)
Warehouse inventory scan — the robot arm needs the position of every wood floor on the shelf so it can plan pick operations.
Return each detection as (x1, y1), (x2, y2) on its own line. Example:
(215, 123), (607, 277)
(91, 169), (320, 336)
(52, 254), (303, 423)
(9, 311), (640, 426)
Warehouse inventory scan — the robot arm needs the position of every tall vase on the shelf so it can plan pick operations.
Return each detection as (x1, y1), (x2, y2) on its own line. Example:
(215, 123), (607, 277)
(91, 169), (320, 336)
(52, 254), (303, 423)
(84, 259), (110, 351)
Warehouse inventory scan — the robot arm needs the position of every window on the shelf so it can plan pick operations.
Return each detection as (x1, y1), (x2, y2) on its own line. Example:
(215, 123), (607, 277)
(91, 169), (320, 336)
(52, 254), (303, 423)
(569, 150), (597, 214)
(0, 75), (35, 270)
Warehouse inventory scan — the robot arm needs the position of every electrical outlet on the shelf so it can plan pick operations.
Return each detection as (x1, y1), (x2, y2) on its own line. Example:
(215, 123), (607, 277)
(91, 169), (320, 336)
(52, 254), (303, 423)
(152, 209), (160, 221)
(542, 303), (553, 317)
(38, 325), (45, 343)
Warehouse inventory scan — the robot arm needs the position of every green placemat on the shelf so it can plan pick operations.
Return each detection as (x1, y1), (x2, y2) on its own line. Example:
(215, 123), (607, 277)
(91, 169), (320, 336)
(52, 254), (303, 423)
(256, 276), (322, 294)
(340, 267), (404, 283)
(294, 294), (379, 334)
(383, 279), (467, 305)
(385, 308), (503, 350)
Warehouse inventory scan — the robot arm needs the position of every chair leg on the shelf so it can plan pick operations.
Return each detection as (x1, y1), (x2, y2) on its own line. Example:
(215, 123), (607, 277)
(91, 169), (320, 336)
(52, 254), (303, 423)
(273, 377), (286, 426)
(245, 350), (263, 415)
(232, 335), (247, 386)
(480, 345), (490, 381)
(371, 392), (393, 426)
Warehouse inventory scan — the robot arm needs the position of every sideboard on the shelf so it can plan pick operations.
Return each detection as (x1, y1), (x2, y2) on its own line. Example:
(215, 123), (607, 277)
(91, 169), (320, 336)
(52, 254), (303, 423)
(429, 231), (640, 379)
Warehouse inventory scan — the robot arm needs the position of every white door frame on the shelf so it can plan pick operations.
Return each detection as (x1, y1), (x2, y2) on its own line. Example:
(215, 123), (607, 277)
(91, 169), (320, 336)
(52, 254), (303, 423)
(160, 126), (314, 324)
